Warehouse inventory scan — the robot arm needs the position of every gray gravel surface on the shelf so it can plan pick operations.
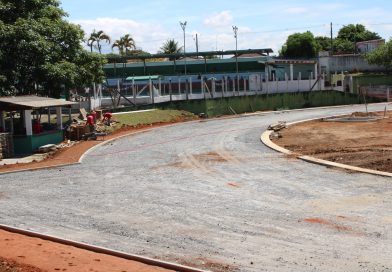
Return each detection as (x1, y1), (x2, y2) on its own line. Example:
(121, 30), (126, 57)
(1, 104), (392, 272)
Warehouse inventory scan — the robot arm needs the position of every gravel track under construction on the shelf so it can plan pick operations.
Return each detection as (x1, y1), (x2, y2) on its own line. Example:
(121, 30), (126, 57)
(0, 104), (391, 272)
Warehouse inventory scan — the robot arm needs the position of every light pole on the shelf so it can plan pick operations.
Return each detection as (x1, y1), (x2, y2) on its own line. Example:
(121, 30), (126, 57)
(232, 25), (239, 94)
(180, 21), (187, 76)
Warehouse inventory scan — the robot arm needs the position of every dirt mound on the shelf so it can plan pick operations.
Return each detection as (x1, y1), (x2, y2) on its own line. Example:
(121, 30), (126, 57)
(273, 111), (392, 173)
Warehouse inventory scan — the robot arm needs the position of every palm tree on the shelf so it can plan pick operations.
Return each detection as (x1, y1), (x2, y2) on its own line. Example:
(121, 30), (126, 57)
(112, 34), (136, 56)
(87, 30), (98, 52)
(87, 30), (111, 54)
(159, 39), (182, 60)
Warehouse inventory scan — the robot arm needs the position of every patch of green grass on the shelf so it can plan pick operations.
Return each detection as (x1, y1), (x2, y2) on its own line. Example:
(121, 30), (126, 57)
(113, 109), (197, 127)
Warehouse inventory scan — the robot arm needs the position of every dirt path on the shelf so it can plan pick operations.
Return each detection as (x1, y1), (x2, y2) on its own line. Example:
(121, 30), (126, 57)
(273, 111), (392, 172)
(0, 229), (172, 272)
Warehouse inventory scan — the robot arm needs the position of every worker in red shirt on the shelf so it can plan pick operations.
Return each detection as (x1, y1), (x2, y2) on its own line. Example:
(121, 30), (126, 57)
(102, 112), (113, 126)
(90, 110), (97, 123)
(85, 114), (95, 132)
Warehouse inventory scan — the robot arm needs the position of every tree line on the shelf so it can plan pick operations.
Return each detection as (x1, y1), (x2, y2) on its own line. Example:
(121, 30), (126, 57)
(280, 24), (381, 58)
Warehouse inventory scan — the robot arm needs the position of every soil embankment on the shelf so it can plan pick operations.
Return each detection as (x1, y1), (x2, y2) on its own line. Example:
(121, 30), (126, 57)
(273, 111), (392, 172)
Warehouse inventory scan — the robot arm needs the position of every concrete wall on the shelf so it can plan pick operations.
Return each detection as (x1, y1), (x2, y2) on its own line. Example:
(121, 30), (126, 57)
(156, 90), (380, 117)
(319, 54), (384, 73)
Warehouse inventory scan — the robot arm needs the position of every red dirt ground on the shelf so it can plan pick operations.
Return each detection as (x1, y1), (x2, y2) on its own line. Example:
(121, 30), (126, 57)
(273, 111), (392, 173)
(0, 229), (172, 272)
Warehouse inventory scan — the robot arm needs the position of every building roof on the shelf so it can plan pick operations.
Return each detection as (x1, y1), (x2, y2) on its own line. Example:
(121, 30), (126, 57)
(0, 95), (76, 111)
(264, 59), (317, 65)
(126, 75), (162, 81)
(356, 39), (385, 45)
(106, 48), (273, 62)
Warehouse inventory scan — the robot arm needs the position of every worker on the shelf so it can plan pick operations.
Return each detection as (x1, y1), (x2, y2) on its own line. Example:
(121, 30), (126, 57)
(90, 110), (97, 123)
(85, 114), (95, 132)
(102, 112), (113, 126)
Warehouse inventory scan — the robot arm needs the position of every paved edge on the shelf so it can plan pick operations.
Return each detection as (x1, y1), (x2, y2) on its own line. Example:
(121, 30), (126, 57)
(0, 162), (81, 176)
(0, 224), (210, 272)
(260, 118), (392, 178)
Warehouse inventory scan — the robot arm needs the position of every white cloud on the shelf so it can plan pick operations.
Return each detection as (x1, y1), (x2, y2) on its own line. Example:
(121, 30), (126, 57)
(72, 17), (169, 53)
(204, 11), (233, 28)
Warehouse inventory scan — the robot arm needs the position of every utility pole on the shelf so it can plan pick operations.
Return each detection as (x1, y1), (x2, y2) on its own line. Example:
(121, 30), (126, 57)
(194, 33), (199, 58)
(180, 21), (187, 76)
(232, 25), (239, 94)
(330, 22), (333, 54)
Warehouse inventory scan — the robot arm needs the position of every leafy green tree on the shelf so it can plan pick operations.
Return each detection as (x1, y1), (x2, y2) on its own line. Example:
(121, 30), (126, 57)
(112, 34), (136, 56)
(280, 31), (319, 58)
(337, 24), (381, 43)
(87, 30), (111, 54)
(0, 0), (106, 97)
(333, 38), (355, 54)
(332, 24), (382, 54)
(365, 39), (392, 70)
(315, 36), (332, 52)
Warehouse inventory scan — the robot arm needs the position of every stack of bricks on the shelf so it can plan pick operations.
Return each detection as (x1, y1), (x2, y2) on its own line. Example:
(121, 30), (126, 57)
(0, 133), (13, 159)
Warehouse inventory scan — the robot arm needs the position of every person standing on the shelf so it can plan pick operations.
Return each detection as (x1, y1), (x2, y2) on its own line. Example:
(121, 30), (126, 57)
(85, 114), (95, 133)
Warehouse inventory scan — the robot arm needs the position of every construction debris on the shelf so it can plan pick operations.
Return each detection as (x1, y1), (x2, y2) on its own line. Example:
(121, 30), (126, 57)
(268, 121), (287, 132)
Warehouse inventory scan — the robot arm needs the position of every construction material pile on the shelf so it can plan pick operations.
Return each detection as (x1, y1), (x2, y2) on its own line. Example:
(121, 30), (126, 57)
(0, 133), (13, 160)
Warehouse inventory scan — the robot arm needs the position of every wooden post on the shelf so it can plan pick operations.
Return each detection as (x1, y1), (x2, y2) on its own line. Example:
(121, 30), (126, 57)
(185, 79), (189, 101)
(212, 78), (216, 97)
(9, 113), (14, 134)
(132, 78), (136, 104)
(24, 110), (33, 136)
(149, 77), (154, 104)
(189, 77), (193, 95)
(0, 111), (4, 131)
(159, 78), (162, 96)
(169, 79), (172, 102)
(243, 77), (247, 96)
(178, 77), (181, 95)
(202, 78), (206, 100)
(68, 108), (72, 123)
(56, 107), (63, 130)
(48, 107), (51, 125)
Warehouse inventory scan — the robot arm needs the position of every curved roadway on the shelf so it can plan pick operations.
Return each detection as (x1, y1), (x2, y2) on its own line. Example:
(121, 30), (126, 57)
(1, 104), (391, 272)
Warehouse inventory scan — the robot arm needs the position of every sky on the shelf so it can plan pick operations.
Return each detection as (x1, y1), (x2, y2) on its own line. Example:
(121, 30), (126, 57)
(60, 0), (392, 55)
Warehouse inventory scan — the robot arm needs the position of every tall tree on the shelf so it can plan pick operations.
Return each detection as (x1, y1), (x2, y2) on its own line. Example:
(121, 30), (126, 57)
(87, 30), (111, 54)
(112, 34), (136, 56)
(365, 39), (392, 70)
(333, 24), (382, 54)
(159, 39), (182, 60)
(315, 36), (332, 52)
(337, 24), (381, 43)
(0, 0), (106, 97)
(280, 31), (319, 58)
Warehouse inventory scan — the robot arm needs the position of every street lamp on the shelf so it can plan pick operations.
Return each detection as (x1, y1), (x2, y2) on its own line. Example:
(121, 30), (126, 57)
(232, 25), (239, 94)
(180, 21), (187, 76)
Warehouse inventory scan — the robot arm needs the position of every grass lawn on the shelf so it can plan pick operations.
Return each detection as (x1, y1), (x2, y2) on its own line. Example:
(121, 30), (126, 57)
(112, 109), (197, 128)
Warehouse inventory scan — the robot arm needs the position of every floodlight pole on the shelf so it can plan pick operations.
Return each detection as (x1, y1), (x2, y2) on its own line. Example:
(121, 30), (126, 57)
(180, 21), (187, 76)
(233, 25), (239, 94)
